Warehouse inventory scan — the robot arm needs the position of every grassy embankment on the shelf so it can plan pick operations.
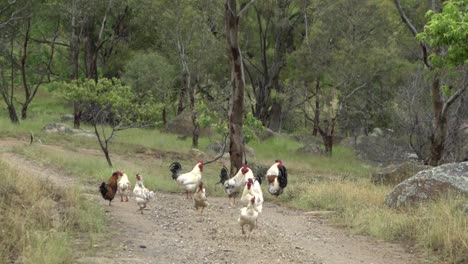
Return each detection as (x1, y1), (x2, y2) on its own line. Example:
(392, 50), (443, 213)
(1, 90), (467, 263)
(0, 160), (105, 264)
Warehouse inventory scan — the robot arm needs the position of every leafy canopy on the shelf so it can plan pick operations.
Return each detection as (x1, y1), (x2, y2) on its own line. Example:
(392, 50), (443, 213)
(418, 0), (468, 67)
(63, 78), (161, 127)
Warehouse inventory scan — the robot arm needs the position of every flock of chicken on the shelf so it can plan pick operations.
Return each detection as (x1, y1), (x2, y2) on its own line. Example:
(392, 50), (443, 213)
(99, 160), (288, 236)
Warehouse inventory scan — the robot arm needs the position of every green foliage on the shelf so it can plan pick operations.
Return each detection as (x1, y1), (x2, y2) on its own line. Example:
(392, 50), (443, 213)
(243, 112), (263, 143)
(417, 0), (468, 67)
(62, 78), (161, 127)
(122, 51), (177, 100)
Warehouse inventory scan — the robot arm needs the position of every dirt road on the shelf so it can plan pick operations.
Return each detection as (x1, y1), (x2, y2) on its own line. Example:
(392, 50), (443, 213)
(0, 139), (424, 264)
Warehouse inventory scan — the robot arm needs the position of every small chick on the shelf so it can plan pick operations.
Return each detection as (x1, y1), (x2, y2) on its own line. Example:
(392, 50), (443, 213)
(238, 197), (258, 237)
(193, 181), (209, 214)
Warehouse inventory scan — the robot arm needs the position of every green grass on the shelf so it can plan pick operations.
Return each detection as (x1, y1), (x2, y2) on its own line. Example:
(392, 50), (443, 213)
(0, 160), (106, 263)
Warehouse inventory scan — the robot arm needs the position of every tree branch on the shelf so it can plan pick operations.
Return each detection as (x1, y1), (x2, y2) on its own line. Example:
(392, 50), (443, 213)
(441, 85), (467, 118)
(393, 0), (433, 69)
(238, 0), (256, 18)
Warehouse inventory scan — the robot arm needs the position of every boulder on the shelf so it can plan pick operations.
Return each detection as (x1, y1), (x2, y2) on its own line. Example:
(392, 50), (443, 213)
(165, 111), (213, 136)
(371, 161), (432, 186)
(297, 144), (323, 155)
(257, 128), (277, 141)
(384, 162), (468, 208)
(43, 123), (95, 138)
(61, 114), (74, 122)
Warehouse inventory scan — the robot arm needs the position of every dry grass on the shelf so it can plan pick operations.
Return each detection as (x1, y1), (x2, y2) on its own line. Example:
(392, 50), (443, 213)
(0, 160), (105, 263)
(282, 179), (468, 263)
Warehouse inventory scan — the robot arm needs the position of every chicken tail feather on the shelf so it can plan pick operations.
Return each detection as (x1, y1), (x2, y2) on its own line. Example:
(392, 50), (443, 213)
(169, 162), (182, 180)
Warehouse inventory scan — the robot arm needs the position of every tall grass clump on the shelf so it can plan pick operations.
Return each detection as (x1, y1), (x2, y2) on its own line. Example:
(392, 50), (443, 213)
(0, 160), (105, 263)
(281, 177), (467, 263)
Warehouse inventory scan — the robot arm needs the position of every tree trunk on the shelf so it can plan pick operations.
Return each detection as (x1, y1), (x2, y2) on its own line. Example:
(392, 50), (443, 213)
(73, 102), (82, 129)
(313, 78), (320, 136)
(269, 102), (282, 131)
(428, 75), (446, 166)
(71, 4), (82, 128)
(21, 105), (28, 120)
(104, 148), (113, 167)
(225, 0), (247, 176)
(162, 106), (167, 126)
(318, 118), (336, 156)
(192, 112), (200, 148)
(7, 105), (19, 124)
(83, 18), (98, 82)
(177, 73), (187, 115)
(20, 18), (31, 120)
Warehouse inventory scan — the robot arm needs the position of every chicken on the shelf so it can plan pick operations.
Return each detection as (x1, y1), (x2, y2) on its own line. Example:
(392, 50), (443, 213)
(117, 172), (131, 202)
(215, 166), (229, 186)
(169, 161), (204, 199)
(240, 178), (263, 213)
(223, 164), (254, 206)
(99, 171), (122, 206)
(238, 197), (259, 237)
(133, 174), (155, 214)
(193, 181), (209, 214)
(266, 160), (288, 197)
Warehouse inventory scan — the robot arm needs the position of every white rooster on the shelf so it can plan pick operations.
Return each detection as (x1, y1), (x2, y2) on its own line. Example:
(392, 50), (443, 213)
(238, 196), (259, 237)
(193, 181), (209, 214)
(223, 164), (254, 206)
(240, 177), (263, 213)
(169, 161), (204, 199)
(133, 174), (155, 214)
(117, 172), (131, 202)
(266, 160), (288, 197)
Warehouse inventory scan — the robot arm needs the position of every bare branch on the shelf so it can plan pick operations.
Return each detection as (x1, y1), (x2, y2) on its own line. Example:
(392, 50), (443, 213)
(98, 0), (113, 44)
(204, 133), (229, 165)
(30, 38), (70, 47)
(238, 0), (256, 18)
(441, 86), (467, 118)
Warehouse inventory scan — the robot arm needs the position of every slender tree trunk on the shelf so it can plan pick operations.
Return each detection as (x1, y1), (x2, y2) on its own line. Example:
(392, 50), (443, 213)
(428, 75), (446, 166)
(94, 123), (113, 167)
(73, 102), (82, 128)
(162, 106), (167, 126)
(225, 0), (248, 175)
(318, 119), (335, 156)
(20, 18), (31, 120)
(7, 105), (19, 123)
(313, 78), (320, 136)
(104, 149), (113, 167)
(177, 73), (187, 115)
(71, 2), (82, 128)
(192, 113), (200, 148)
(83, 18), (98, 82)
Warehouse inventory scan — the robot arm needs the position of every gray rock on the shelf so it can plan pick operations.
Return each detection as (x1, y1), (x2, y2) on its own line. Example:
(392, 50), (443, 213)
(372, 161), (432, 186)
(43, 123), (95, 138)
(370, 127), (384, 137)
(61, 114), (74, 122)
(258, 128), (277, 140)
(385, 162), (468, 208)
(43, 123), (74, 134)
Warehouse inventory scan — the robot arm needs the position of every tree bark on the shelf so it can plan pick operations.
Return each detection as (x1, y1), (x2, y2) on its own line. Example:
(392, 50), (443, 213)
(71, 1), (82, 128)
(225, 0), (250, 175)
(83, 18), (98, 82)
(313, 78), (320, 136)
(428, 75), (446, 166)
(177, 72), (188, 115)
(7, 105), (19, 123)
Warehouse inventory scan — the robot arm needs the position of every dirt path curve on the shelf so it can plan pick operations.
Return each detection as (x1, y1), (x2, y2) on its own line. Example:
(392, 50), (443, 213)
(0, 138), (424, 264)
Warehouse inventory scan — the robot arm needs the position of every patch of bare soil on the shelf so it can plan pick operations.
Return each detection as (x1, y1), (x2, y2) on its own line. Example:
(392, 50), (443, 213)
(0, 138), (425, 264)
